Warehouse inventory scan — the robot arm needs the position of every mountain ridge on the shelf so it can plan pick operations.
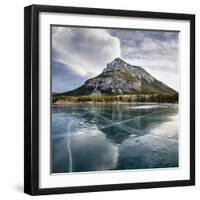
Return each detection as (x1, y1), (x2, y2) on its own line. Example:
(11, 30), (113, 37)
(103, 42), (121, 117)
(61, 58), (177, 96)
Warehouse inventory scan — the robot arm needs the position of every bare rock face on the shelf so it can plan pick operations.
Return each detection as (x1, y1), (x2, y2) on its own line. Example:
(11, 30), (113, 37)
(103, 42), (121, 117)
(104, 58), (154, 83)
(86, 76), (139, 94)
(62, 58), (177, 96)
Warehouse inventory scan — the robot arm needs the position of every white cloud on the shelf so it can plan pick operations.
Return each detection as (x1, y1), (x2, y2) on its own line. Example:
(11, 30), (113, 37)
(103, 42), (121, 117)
(52, 26), (121, 77)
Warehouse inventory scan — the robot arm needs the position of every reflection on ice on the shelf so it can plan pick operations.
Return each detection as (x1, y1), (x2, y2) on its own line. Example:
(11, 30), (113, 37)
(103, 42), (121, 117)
(51, 103), (178, 173)
(52, 126), (118, 173)
(149, 114), (178, 140)
(70, 127), (118, 172)
(117, 112), (178, 169)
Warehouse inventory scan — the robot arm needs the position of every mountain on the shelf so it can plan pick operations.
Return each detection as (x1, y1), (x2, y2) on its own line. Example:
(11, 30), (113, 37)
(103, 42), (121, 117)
(61, 58), (177, 96)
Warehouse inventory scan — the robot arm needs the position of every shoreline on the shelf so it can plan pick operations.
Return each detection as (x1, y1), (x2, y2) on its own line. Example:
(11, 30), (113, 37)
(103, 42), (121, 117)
(52, 101), (178, 106)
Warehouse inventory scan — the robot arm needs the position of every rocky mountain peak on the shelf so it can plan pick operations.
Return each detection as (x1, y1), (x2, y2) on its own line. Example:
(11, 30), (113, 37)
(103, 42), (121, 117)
(104, 57), (129, 73)
(103, 58), (154, 83)
(111, 57), (126, 64)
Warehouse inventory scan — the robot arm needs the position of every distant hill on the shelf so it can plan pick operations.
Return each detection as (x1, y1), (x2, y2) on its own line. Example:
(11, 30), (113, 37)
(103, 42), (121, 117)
(61, 57), (177, 96)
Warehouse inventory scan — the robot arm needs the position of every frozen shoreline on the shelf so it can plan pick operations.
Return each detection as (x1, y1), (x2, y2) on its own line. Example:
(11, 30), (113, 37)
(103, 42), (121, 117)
(52, 101), (178, 107)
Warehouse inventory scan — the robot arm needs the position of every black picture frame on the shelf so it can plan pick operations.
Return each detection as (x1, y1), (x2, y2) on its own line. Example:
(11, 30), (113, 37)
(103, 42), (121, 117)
(24, 4), (195, 196)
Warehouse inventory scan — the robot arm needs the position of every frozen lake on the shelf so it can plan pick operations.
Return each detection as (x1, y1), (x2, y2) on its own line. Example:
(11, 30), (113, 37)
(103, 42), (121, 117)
(51, 103), (178, 173)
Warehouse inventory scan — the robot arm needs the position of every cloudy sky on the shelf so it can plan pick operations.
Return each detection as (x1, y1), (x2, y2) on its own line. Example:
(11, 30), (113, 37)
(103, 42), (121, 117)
(52, 26), (179, 93)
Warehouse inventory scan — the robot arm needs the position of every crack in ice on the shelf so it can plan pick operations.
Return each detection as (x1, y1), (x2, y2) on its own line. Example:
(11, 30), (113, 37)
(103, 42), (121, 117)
(67, 120), (73, 172)
(89, 109), (163, 137)
(66, 112), (87, 173)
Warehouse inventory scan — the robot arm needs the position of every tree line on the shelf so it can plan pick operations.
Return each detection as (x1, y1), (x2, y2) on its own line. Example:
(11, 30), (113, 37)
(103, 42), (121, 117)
(52, 93), (178, 103)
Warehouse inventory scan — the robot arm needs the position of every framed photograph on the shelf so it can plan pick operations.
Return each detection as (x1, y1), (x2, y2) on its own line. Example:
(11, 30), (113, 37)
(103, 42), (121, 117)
(24, 4), (195, 195)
